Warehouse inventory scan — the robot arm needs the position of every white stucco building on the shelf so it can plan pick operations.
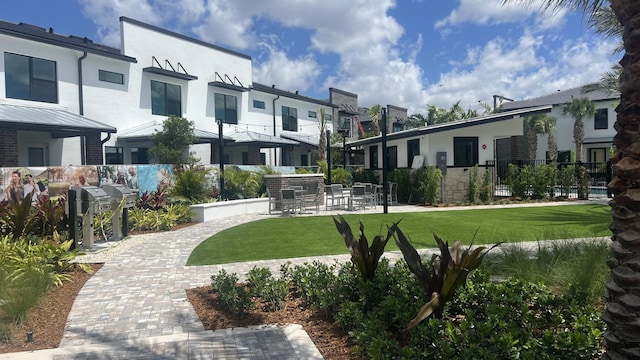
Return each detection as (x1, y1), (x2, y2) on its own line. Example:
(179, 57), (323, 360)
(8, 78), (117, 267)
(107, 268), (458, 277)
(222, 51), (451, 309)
(0, 17), (341, 167)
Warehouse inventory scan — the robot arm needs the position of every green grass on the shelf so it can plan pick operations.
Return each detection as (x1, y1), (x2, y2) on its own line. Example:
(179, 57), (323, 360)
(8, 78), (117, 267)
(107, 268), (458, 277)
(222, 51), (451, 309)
(187, 204), (611, 265)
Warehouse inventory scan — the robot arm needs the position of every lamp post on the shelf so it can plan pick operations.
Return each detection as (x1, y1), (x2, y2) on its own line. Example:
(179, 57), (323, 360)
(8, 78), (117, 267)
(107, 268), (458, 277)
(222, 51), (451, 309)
(337, 128), (349, 169)
(381, 107), (388, 214)
(216, 119), (225, 199)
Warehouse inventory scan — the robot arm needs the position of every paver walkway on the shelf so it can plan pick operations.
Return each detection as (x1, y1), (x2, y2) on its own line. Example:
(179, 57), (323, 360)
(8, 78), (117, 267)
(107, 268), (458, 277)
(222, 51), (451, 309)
(0, 198), (609, 359)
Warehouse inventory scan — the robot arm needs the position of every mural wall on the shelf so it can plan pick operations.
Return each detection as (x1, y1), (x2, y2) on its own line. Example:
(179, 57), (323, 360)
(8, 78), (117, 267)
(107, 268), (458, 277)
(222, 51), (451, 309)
(1, 165), (175, 203)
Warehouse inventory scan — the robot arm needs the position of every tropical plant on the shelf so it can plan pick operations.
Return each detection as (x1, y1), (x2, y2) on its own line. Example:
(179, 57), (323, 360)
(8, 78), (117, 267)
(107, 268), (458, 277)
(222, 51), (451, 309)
(149, 115), (199, 165)
(368, 105), (382, 135)
(0, 192), (38, 240)
(221, 166), (261, 199)
(539, 115), (559, 161)
(416, 167), (442, 205)
(333, 215), (396, 281)
(561, 97), (596, 163)
(479, 169), (493, 203)
(392, 226), (500, 329)
(524, 114), (547, 160)
(171, 167), (210, 203)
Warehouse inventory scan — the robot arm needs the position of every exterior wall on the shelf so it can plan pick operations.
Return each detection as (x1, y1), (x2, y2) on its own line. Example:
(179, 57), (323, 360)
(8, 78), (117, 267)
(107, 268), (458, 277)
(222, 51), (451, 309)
(264, 174), (324, 210)
(0, 128), (19, 166)
(533, 99), (617, 161)
(329, 88), (357, 132)
(387, 105), (407, 134)
(441, 167), (492, 203)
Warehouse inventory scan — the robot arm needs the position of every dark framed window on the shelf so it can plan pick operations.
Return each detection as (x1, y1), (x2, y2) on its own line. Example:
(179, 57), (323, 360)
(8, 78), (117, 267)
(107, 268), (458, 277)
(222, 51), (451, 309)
(453, 137), (478, 167)
(407, 139), (420, 167)
(370, 145), (379, 169)
(392, 122), (403, 132)
(557, 150), (572, 163)
(301, 153), (309, 166)
(99, 70), (124, 84)
(386, 146), (398, 171)
(28, 147), (45, 166)
(308, 111), (317, 118)
(282, 106), (298, 131)
(594, 108), (608, 130)
(5, 52), (57, 103)
(215, 93), (238, 124)
(324, 113), (332, 121)
(151, 80), (181, 116)
(105, 146), (124, 164)
(253, 100), (265, 109)
(339, 117), (352, 137)
(131, 147), (148, 164)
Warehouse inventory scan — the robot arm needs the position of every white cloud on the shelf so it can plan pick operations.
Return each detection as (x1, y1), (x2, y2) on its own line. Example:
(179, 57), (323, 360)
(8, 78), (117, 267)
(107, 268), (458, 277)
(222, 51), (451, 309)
(435, 0), (566, 31)
(252, 44), (322, 92)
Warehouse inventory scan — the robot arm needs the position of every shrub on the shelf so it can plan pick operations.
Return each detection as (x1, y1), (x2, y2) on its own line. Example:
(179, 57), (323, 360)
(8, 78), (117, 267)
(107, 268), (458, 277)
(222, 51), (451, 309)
(210, 269), (253, 316)
(576, 165), (590, 199)
(222, 166), (261, 199)
(479, 169), (493, 203)
(352, 168), (379, 184)
(388, 169), (412, 203)
(415, 167), (441, 205)
(467, 165), (480, 203)
(172, 167), (210, 203)
(559, 164), (575, 197)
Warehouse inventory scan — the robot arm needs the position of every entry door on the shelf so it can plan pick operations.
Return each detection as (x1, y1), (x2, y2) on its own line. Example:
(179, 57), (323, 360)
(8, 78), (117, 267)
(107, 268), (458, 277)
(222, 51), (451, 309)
(589, 148), (606, 163)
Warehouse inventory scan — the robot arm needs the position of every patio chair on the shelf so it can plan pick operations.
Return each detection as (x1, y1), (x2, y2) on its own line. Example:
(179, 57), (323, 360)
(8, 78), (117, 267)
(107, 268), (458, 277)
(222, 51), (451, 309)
(351, 185), (367, 210)
(363, 183), (376, 208)
(266, 187), (279, 215)
(326, 184), (346, 210)
(302, 182), (321, 213)
(281, 188), (302, 215)
(388, 182), (398, 205)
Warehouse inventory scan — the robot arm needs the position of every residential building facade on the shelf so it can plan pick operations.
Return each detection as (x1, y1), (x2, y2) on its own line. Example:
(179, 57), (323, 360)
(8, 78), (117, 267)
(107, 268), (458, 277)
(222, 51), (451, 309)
(0, 17), (340, 167)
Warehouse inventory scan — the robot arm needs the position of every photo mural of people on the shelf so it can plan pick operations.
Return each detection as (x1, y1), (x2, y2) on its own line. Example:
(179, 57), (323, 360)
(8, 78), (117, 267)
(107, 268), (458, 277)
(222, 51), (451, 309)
(1, 167), (49, 204)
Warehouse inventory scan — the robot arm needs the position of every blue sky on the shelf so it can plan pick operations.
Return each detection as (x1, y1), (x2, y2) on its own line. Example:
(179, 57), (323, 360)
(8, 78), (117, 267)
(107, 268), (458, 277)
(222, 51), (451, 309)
(3, 0), (618, 114)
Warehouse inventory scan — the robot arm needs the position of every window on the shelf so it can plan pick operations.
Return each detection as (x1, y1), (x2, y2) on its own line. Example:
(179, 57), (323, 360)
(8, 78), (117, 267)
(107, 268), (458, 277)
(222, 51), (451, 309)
(407, 139), (420, 167)
(253, 100), (265, 109)
(131, 147), (148, 164)
(5, 52), (57, 103)
(370, 145), (379, 168)
(595, 108), (608, 130)
(557, 150), (572, 163)
(338, 117), (352, 137)
(282, 106), (298, 131)
(308, 111), (317, 118)
(151, 80), (181, 116)
(105, 146), (124, 164)
(215, 93), (238, 124)
(28, 147), (45, 166)
(453, 137), (478, 167)
(324, 113), (332, 121)
(99, 70), (124, 84)
(392, 122), (403, 133)
(301, 154), (309, 166)
(386, 146), (397, 171)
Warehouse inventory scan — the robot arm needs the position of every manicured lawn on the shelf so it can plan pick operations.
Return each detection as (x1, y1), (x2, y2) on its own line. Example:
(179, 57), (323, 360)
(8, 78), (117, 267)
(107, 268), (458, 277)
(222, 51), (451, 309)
(187, 204), (611, 265)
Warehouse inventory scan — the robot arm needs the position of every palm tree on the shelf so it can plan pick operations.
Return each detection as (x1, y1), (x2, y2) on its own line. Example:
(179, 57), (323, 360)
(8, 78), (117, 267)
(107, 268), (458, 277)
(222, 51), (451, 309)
(524, 115), (547, 161)
(406, 113), (429, 129)
(540, 115), (559, 162)
(368, 104), (381, 135)
(317, 108), (327, 162)
(505, 1), (640, 358)
(561, 97), (596, 163)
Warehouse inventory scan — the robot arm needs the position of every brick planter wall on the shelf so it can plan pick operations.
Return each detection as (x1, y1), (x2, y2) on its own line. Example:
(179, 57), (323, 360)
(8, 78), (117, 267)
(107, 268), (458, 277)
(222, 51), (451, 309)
(264, 174), (325, 210)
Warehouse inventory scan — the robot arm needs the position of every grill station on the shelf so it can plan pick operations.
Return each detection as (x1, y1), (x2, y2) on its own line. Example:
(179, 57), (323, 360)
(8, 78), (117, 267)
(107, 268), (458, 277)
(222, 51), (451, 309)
(67, 186), (112, 248)
(101, 184), (137, 241)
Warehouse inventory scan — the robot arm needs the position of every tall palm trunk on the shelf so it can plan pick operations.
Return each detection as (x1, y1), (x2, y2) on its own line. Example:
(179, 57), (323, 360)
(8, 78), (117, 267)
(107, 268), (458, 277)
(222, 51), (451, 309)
(548, 133), (558, 162)
(527, 127), (538, 161)
(605, 1), (640, 359)
(573, 118), (585, 162)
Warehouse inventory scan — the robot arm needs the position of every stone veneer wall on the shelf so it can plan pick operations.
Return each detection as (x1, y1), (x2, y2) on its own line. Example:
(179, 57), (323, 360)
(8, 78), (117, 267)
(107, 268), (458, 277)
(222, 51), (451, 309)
(441, 167), (492, 203)
(264, 173), (325, 210)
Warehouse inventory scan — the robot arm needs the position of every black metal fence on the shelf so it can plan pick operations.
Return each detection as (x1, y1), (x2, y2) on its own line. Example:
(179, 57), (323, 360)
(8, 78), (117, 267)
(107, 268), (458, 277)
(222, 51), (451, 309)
(485, 160), (610, 198)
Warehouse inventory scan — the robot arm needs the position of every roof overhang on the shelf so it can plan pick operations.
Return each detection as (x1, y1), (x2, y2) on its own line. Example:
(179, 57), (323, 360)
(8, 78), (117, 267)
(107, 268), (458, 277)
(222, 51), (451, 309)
(226, 130), (300, 148)
(208, 81), (251, 92)
(143, 67), (198, 81)
(0, 103), (116, 137)
(280, 131), (319, 146)
(347, 105), (553, 147)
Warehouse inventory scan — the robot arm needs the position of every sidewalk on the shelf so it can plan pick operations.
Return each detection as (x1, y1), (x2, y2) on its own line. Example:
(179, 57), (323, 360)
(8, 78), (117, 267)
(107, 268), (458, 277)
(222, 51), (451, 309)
(0, 198), (609, 359)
